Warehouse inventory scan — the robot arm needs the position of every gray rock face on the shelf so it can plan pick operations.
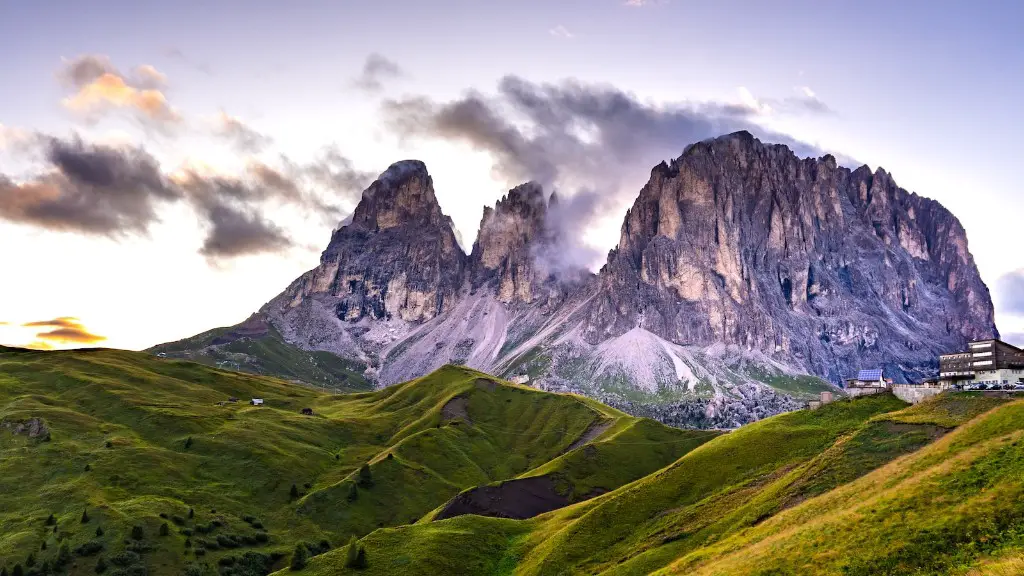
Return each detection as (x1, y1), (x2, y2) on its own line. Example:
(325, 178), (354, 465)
(584, 131), (997, 383)
(276, 160), (466, 323)
(189, 132), (997, 427)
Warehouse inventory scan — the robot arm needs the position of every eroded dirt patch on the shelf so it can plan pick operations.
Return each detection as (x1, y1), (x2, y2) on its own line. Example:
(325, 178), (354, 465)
(441, 396), (472, 424)
(434, 475), (570, 521)
(564, 419), (613, 453)
(474, 378), (498, 392)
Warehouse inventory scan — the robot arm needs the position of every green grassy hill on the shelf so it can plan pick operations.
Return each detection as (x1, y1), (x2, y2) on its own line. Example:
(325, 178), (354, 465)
(292, 392), (1024, 576)
(0, 346), (712, 575)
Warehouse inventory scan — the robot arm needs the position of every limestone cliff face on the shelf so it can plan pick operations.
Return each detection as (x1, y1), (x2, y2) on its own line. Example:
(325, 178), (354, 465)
(279, 160), (465, 323)
(584, 131), (997, 382)
(468, 182), (552, 304)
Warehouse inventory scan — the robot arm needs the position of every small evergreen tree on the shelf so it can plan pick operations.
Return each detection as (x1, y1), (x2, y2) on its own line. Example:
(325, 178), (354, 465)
(188, 507), (194, 519)
(289, 483), (299, 499)
(159, 522), (169, 536)
(131, 525), (144, 540)
(84, 463), (91, 471)
(11, 566), (21, 576)
(40, 541), (46, 550)
(345, 537), (367, 569)
(24, 555), (34, 569)
(81, 508), (90, 523)
(45, 514), (55, 526)
(357, 463), (373, 488)
(57, 542), (71, 566)
(95, 525), (104, 537)
(346, 482), (358, 502)
(94, 557), (107, 574)
(184, 436), (193, 449)
(290, 543), (307, 571)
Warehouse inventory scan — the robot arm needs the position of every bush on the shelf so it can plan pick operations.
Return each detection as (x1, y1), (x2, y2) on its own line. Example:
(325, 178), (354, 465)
(82, 509), (90, 523)
(290, 543), (307, 571)
(184, 436), (193, 449)
(250, 521), (263, 530)
(109, 552), (141, 568)
(130, 526), (144, 540)
(171, 515), (186, 526)
(184, 538), (191, 548)
(180, 528), (193, 537)
(45, 514), (55, 526)
(95, 557), (107, 574)
(357, 464), (373, 488)
(126, 541), (154, 553)
(217, 556), (236, 567)
(105, 441), (113, 448)
(242, 515), (256, 524)
(347, 483), (358, 502)
(254, 533), (269, 544)
(85, 463), (91, 471)
(159, 523), (169, 536)
(289, 484), (299, 500)
(95, 526), (104, 537)
(75, 540), (105, 556)
(57, 542), (72, 565)
(188, 508), (194, 519)
(158, 513), (168, 519)
(181, 564), (202, 576)
(194, 548), (206, 557)
(216, 534), (240, 548)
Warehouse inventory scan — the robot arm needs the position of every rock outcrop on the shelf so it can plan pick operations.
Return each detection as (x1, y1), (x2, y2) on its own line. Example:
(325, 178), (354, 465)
(176, 132), (997, 428)
(584, 131), (996, 383)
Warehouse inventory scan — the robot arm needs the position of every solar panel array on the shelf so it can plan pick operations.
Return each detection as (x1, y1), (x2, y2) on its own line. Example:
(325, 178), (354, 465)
(857, 368), (883, 381)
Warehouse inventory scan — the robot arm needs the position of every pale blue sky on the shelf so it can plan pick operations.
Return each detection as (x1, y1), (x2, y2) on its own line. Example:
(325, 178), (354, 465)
(0, 0), (1021, 349)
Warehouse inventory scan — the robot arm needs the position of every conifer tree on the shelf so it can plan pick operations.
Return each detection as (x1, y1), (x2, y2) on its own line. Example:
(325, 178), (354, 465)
(290, 543), (307, 570)
(11, 565), (21, 576)
(95, 525), (104, 537)
(357, 463), (373, 488)
(290, 483), (299, 499)
(347, 482), (358, 502)
(81, 508), (90, 523)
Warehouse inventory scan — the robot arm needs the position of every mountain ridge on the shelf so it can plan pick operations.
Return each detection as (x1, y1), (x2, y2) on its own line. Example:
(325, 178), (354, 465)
(155, 131), (998, 428)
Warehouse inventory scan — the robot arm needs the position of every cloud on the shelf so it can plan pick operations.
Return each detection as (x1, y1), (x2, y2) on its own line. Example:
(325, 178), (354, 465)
(381, 75), (841, 274)
(0, 124), (33, 150)
(22, 317), (106, 345)
(351, 53), (404, 92)
(24, 341), (55, 351)
(58, 55), (180, 127)
(0, 135), (181, 236)
(996, 270), (1024, 316)
(549, 25), (575, 39)
(0, 132), (372, 260)
(736, 85), (834, 116)
(624, 0), (669, 6)
(215, 112), (271, 153)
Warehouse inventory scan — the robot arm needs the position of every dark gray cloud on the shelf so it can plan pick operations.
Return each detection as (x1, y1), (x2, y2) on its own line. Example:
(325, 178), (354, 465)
(58, 55), (117, 88)
(216, 112), (271, 153)
(996, 270), (1024, 316)
(381, 75), (841, 272)
(352, 53), (404, 92)
(0, 136), (180, 236)
(0, 133), (372, 260)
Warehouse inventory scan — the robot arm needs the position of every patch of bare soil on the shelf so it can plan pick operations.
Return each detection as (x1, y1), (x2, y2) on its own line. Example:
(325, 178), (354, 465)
(441, 396), (472, 424)
(434, 475), (570, 521)
(564, 419), (613, 453)
(474, 378), (498, 391)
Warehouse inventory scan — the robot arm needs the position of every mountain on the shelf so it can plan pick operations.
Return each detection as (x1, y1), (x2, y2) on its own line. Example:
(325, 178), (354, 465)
(0, 346), (713, 573)
(154, 132), (998, 428)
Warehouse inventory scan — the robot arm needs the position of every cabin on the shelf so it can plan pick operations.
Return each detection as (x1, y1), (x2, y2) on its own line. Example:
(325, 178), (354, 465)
(845, 369), (892, 397)
(301, 408), (314, 416)
(250, 398), (264, 406)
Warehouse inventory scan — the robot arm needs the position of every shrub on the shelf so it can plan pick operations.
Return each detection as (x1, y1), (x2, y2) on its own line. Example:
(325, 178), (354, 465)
(109, 551), (141, 567)
(211, 519), (223, 528)
(82, 508), (90, 523)
(40, 542), (46, 550)
(357, 464), (373, 488)
(85, 463), (91, 471)
(242, 515), (256, 524)
(45, 514), (55, 526)
(105, 441), (113, 448)
(181, 564), (202, 576)
(75, 540), (105, 556)
(254, 533), (269, 544)
(289, 484), (299, 499)
(188, 508), (194, 519)
(250, 520), (263, 530)
(24, 555), (34, 568)
(184, 538), (191, 548)
(40, 561), (51, 574)
(217, 556), (236, 567)
(12, 565), (22, 576)
(159, 523), (169, 536)
(290, 543), (307, 571)
(95, 526), (104, 537)
(126, 541), (153, 553)
(216, 534), (239, 549)
(57, 542), (71, 565)
(130, 526), (144, 540)
(158, 512), (167, 519)
(347, 483), (358, 502)
(171, 515), (186, 526)
(180, 528), (193, 537)
(194, 548), (205, 557)
(184, 436), (193, 449)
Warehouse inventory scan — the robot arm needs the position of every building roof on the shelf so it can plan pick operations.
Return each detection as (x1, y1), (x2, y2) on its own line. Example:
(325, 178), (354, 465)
(857, 369), (883, 381)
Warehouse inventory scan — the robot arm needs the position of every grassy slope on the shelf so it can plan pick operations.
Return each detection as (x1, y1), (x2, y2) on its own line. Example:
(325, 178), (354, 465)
(0, 347), (698, 575)
(149, 325), (371, 392)
(296, 393), (1022, 576)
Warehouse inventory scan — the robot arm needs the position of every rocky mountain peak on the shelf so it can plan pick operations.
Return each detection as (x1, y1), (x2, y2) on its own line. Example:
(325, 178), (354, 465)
(349, 159), (447, 232)
(470, 181), (554, 303)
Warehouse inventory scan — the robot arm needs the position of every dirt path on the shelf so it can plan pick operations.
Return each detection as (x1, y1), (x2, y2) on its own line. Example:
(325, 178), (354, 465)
(564, 419), (613, 453)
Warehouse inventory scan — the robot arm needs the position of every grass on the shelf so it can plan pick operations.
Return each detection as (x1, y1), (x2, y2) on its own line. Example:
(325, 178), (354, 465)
(293, 392), (1024, 575)
(0, 346), (700, 575)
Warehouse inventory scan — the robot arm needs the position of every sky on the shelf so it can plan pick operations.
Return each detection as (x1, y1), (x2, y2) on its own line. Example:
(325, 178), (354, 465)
(0, 0), (1022, 351)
